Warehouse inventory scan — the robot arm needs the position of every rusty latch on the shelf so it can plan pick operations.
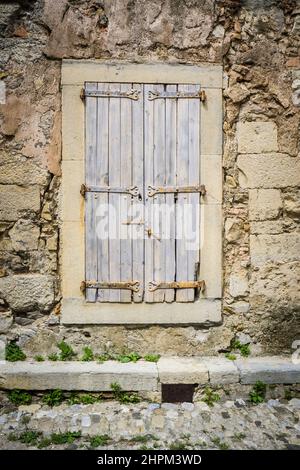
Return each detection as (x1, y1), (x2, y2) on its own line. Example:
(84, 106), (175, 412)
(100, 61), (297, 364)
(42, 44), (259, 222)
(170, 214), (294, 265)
(148, 184), (206, 197)
(148, 280), (205, 292)
(80, 184), (140, 198)
(81, 280), (140, 292)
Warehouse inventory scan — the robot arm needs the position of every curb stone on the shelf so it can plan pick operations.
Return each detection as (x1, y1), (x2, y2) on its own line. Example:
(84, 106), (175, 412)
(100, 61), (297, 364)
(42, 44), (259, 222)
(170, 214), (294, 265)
(0, 356), (299, 391)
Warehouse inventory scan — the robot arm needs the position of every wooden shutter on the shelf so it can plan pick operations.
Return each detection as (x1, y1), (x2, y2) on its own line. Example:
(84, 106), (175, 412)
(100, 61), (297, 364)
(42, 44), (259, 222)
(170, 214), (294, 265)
(85, 82), (144, 303)
(84, 82), (202, 303)
(144, 84), (201, 303)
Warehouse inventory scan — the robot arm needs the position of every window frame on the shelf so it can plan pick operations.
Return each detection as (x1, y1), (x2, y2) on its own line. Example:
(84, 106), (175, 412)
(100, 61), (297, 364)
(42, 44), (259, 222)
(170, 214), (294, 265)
(61, 60), (223, 325)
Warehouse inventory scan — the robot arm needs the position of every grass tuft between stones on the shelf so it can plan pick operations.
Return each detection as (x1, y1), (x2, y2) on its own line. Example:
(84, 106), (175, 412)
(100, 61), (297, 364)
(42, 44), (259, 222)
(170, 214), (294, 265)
(110, 382), (140, 404)
(5, 342), (26, 362)
(42, 389), (64, 407)
(89, 435), (110, 448)
(249, 381), (267, 404)
(57, 341), (76, 361)
(201, 387), (221, 407)
(8, 389), (32, 406)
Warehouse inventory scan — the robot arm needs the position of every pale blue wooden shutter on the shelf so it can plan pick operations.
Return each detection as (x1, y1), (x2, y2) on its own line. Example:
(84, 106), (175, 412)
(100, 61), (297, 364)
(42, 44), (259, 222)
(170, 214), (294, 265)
(84, 82), (144, 303)
(144, 84), (201, 303)
(84, 82), (203, 303)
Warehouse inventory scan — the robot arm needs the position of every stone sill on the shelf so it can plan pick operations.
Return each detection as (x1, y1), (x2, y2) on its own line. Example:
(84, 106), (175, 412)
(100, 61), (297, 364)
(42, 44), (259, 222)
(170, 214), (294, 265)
(61, 298), (222, 325)
(0, 356), (299, 391)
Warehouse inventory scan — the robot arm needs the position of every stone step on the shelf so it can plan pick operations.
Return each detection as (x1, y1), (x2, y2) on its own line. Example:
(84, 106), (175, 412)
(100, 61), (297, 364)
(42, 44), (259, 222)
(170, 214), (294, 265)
(0, 361), (158, 391)
(0, 356), (299, 391)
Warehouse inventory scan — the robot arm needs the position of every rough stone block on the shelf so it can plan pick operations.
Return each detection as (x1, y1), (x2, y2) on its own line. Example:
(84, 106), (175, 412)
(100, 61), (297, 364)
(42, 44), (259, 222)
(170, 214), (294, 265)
(237, 122), (278, 153)
(157, 357), (208, 384)
(250, 263), (300, 311)
(236, 357), (300, 384)
(249, 189), (282, 221)
(284, 190), (300, 219)
(250, 220), (284, 235)
(202, 357), (240, 384)
(226, 84), (250, 104)
(0, 311), (13, 333)
(225, 218), (244, 243)
(0, 153), (49, 186)
(0, 337), (6, 361)
(250, 233), (300, 267)
(0, 185), (40, 221)
(0, 274), (55, 312)
(231, 301), (250, 314)
(9, 219), (40, 251)
(229, 272), (249, 298)
(0, 361), (158, 391)
(237, 154), (300, 189)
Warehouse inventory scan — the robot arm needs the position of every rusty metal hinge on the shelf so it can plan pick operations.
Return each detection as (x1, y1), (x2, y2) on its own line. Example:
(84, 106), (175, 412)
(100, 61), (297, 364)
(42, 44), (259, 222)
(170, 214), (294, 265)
(81, 89), (141, 100)
(148, 184), (206, 197)
(80, 184), (140, 198)
(148, 280), (205, 292)
(82, 280), (140, 292)
(80, 88), (85, 101)
(148, 90), (206, 102)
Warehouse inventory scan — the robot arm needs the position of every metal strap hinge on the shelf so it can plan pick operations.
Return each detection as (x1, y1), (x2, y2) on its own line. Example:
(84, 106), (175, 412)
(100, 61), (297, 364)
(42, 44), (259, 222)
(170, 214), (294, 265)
(148, 280), (205, 292)
(81, 280), (140, 293)
(80, 184), (140, 198)
(148, 184), (206, 197)
(81, 88), (141, 100)
(148, 90), (206, 102)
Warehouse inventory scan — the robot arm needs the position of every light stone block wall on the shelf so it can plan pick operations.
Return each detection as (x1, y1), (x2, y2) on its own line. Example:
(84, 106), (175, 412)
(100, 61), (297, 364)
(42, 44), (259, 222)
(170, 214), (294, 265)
(0, 0), (299, 358)
(237, 122), (278, 154)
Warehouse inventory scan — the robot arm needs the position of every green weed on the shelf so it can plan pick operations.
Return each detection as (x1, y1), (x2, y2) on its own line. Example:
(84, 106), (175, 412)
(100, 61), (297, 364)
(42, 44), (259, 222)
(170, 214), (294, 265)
(5, 343), (26, 362)
(68, 393), (101, 405)
(34, 355), (45, 362)
(8, 389), (32, 406)
(81, 347), (94, 362)
(202, 387), (220, 407)
(110, 382), (140, 404)
(225, 353), (237, 361)
(42, 389), (64, 407)
(57, 341), (76, 361)
(249, 381), (266, 404)
(170, 441), (189, 450)
(231, 340), (250, 357)
(116, 352), (141, 363)
(144, 354), (160, 363)
(233, 432), (246, 440)
(19, 431), (41, 446)
(89, 435), (110, 448)
(37, 438), (52, 449)
(50, 431), (81, 445)
(211, 437), (229, 450)
(48, 353), (59, 361)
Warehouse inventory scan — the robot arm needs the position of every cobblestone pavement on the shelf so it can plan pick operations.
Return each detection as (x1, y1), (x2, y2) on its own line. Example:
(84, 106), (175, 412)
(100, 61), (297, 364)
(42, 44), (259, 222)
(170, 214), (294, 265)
(0, 399), (300, 450)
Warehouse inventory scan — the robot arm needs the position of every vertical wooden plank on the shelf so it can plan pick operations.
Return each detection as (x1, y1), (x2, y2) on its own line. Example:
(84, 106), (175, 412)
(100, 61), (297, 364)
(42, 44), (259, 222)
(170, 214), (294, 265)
(108, 83), (121, 302)
(187, 84), (201, 301)
(96, 82), (110, 302)
(153, 84), (165, 302)
(144, 84), (155, 303)
(119, 83), (132, 302)
(85, 82), (98, 302)
(176, 84), (190, 302)
(132, 83), (144, 303)
(164, 84), (177, 302)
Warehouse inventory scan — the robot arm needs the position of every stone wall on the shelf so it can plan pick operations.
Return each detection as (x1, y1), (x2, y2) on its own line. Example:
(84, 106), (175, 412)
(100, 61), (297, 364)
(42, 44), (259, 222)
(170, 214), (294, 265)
(0, 0), (299, 358)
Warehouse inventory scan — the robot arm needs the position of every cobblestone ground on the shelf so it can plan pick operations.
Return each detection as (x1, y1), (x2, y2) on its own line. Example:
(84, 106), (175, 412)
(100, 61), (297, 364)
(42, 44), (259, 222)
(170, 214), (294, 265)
(0, 399), (300, 450)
